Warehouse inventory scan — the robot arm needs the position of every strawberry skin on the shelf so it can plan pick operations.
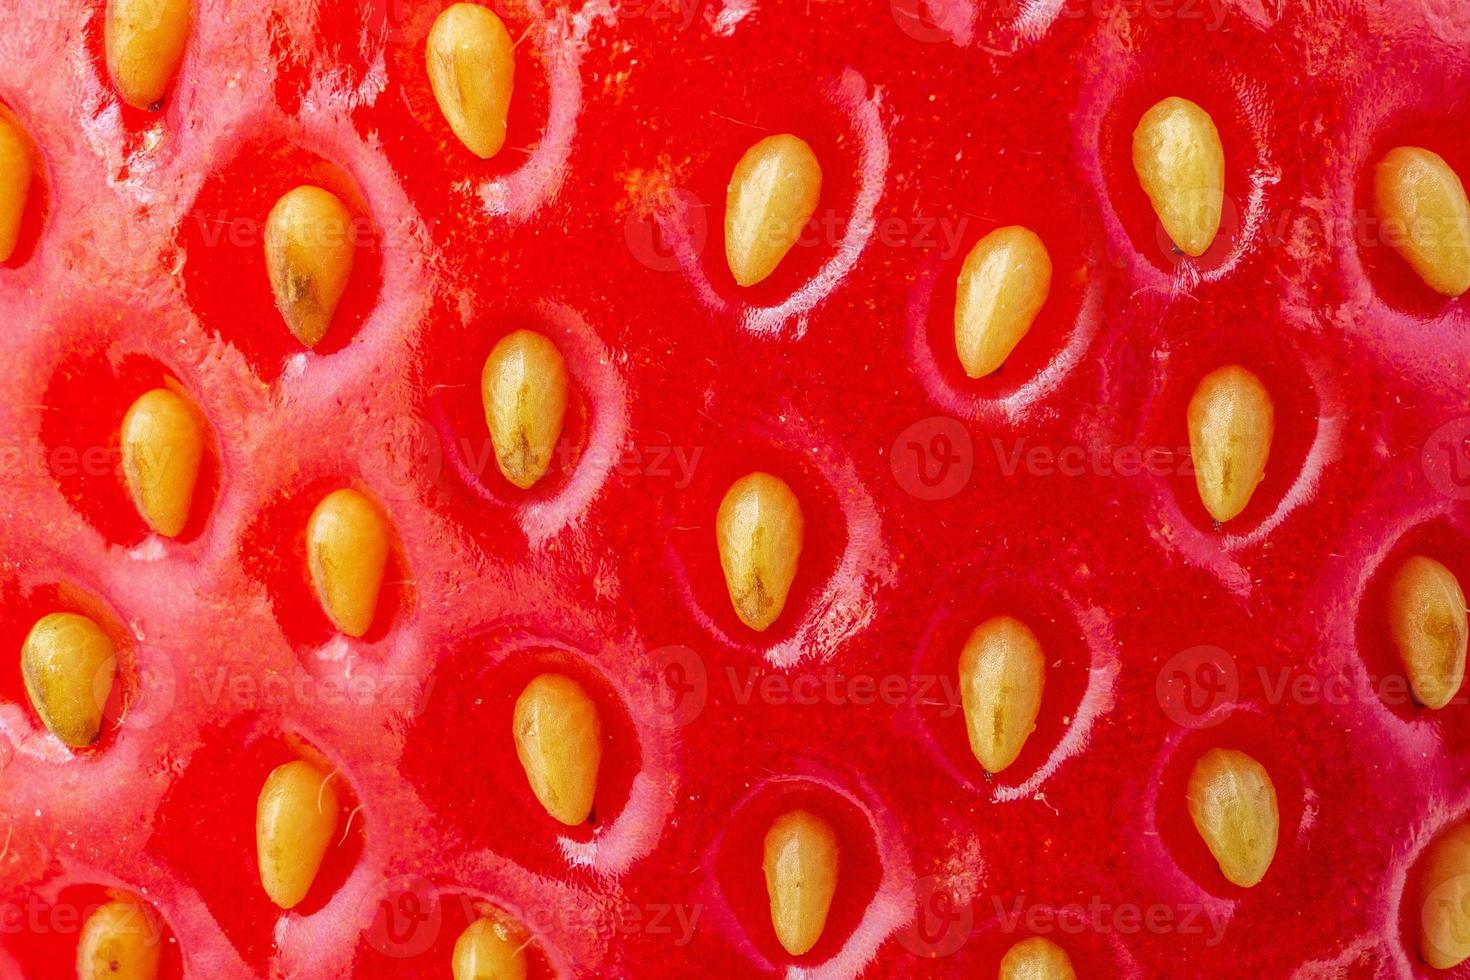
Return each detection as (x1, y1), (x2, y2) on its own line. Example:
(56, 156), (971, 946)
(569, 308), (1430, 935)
(1, 0), (1469, 977)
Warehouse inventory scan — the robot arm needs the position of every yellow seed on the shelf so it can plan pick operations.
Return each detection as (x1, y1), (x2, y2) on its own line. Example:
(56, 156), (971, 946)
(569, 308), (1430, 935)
(77, 894), (161, 980)
(1186, 748), (1278, 888)
(256, 759), (341, 910)
(452, 914), (529, 980)
(953, 226), (1052, 379)
(724, 134), (822, 287)
(1374, 146), (1470, 297)
(427, 3), (515, 160)
(0, 112), (33, 264)
(264, 186), (355, 348)
(120, 387), (205, 537)
(1133, 96), (1225, 257)
(716, 472), (804, 632)
(1389, 556), (1468, 710)
(958, 615), (1046, 775)
(307, 489), (390, 638)
(1186, 365), (1274, 524)
(105, 0), (192, 110)
(763, 809), (839, 957)
(481, 330), (570, 490)
(1420, 823), (1470, 969)
(998, 936), (1078, 980)
(21, 613), (116, 748)
(513, 673), (602, 826)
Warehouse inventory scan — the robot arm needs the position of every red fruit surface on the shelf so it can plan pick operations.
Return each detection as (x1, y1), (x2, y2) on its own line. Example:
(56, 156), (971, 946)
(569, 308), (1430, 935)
(2, 0), (1470, 976)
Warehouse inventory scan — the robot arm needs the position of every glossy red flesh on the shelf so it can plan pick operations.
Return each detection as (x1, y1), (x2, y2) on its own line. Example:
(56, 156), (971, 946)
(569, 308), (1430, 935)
(1, 0), (1469, 977)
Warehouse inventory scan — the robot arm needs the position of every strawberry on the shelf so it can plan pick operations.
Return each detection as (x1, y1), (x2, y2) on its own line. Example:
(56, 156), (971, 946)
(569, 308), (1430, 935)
(2, 0), (1470, 977)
